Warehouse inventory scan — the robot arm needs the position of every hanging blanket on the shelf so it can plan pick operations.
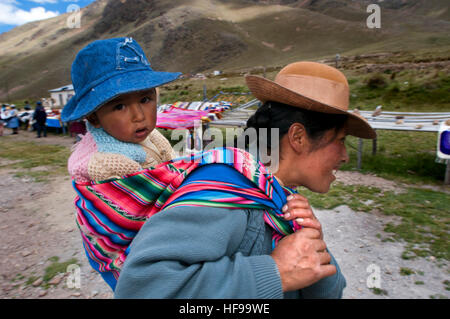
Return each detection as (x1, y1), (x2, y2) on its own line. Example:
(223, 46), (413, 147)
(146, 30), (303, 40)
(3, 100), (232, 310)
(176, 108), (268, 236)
(72, 147), (299, 290)
(156, 107), (209, 129)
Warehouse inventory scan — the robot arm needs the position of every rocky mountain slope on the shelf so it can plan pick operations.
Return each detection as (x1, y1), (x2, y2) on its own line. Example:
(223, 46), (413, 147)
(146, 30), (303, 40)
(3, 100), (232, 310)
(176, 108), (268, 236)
(0, 0), (448, 101)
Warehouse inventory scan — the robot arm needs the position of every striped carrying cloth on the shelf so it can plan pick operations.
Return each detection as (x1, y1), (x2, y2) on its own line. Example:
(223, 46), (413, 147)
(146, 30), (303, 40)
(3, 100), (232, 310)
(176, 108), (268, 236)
(72, 147), (300, 290)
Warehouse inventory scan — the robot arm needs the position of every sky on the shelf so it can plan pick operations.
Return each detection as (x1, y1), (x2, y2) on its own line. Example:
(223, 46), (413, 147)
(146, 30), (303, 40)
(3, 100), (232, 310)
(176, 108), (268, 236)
(0, 0), (96, 34)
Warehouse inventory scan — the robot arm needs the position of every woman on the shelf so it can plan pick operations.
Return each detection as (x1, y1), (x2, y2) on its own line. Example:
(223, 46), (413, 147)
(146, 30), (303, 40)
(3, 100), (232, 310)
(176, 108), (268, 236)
(113, 61), (376, 298)
(3, 105), (20, 135)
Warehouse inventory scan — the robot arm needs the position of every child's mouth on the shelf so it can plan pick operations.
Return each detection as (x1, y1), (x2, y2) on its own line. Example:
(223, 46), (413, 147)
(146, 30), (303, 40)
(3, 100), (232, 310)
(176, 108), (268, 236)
(135, 128), (149, 138)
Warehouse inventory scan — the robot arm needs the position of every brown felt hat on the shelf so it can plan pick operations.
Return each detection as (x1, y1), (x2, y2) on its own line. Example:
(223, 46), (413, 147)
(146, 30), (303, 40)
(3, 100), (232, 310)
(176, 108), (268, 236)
(245, 61), (376, 139)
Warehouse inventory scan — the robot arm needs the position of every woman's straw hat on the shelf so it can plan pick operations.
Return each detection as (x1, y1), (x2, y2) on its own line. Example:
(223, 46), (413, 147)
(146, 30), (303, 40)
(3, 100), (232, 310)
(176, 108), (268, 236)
(245, 61), (376, 139)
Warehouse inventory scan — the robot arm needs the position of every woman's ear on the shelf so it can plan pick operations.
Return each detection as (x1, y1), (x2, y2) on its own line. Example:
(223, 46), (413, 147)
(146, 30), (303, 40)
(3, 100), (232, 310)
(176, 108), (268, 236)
(287, 123), (307, 153)
(86, 113), (101, 128)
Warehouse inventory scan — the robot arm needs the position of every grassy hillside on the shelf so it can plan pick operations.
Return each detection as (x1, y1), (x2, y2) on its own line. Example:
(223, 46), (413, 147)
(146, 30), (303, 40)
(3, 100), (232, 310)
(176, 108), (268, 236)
(0, 0), (449, 102)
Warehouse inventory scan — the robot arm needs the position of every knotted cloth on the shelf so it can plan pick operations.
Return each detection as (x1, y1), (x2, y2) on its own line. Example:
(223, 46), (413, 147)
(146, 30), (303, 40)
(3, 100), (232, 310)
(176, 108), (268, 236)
(72, 147), (299, 290)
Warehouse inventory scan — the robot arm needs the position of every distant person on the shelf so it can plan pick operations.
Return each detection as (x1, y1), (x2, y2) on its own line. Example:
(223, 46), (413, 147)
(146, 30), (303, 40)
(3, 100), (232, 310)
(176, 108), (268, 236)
(24, 101), (31, 111)
(0, 104), (5, 136)
(33, 101), (47, 138)
(20, 101), (32, 130)
(4, 105), (19, 134)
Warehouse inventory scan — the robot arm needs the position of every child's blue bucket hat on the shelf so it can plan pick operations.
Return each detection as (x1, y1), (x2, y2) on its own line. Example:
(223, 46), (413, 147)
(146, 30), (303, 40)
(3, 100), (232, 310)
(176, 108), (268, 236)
(61, 37), (181, 122)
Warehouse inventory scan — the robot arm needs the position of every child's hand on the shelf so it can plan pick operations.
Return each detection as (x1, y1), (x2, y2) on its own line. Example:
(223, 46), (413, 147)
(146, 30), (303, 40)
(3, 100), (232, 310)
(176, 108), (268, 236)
(282, 194), (323, 240)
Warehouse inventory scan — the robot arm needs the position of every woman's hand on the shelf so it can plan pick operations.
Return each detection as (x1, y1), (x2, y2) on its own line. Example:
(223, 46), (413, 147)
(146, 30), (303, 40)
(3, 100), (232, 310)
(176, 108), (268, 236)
(271, 228), (336, 292)
(282, 193), (323, 239)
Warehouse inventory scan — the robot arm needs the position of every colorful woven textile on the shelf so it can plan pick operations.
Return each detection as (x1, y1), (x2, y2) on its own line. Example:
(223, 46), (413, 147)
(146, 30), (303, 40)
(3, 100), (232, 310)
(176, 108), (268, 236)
(158, 101), (232, 114)
(156, 107), (209, 129)
(72, 147), (299, 290)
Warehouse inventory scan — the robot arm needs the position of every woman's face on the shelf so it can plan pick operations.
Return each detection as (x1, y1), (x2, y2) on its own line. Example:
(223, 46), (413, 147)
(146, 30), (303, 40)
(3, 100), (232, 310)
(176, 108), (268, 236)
(297, 127), (349, 193)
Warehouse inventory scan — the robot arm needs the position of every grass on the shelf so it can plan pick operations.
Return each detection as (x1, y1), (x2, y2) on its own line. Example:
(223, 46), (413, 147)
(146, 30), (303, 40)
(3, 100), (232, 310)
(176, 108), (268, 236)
(400, 267), (416, 276)
(348, 70), (450, 112)
(370, 287), (388, 296)
(444, 280), (450, 291)
(41, 256), (78, 289)
(0, 138), (70, 182)
(343, 130), (446, 185)
(430, 294), (448, 299)
(22, 256), (80, 289)
(415, 281), (425, 285)
(43, 256), (78, 282)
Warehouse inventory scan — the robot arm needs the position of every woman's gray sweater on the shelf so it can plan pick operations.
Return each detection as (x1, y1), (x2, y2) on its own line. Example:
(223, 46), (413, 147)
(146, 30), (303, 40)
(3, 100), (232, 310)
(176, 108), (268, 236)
(114, 205), (346, 299)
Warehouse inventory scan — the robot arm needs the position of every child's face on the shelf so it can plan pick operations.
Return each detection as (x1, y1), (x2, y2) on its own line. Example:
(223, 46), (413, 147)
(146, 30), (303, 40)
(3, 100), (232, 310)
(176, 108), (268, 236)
(88, 88), (157, 144)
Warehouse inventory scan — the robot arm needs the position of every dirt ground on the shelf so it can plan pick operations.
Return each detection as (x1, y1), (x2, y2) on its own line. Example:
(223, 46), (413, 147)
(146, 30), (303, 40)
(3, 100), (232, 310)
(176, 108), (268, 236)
(0, 130), (448, 299)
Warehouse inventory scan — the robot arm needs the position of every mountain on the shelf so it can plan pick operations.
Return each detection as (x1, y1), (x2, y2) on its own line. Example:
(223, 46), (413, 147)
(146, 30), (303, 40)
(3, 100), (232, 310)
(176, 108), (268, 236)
(0, 0), (449, 101)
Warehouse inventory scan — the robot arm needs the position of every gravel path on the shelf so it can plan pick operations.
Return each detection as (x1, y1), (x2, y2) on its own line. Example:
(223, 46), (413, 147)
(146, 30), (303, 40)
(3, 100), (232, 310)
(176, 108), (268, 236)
(316, 205), (449, 299)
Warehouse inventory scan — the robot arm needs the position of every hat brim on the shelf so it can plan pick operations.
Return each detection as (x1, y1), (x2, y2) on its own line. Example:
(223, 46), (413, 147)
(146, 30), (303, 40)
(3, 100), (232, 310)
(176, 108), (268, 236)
(245, 75), (376, 139)
(61, 69), (181, 122)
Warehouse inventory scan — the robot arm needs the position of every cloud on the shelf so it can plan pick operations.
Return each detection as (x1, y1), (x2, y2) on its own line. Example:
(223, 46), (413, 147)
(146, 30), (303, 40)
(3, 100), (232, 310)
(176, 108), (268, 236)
(0, 2), (59, 25)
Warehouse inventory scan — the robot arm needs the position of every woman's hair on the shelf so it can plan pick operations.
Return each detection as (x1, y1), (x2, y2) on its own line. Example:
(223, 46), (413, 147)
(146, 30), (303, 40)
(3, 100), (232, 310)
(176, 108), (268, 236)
(244, 101), (348, 152)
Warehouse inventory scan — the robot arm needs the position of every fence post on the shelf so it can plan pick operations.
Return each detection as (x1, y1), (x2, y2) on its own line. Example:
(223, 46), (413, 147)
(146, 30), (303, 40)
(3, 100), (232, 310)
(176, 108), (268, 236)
(357, 138), (363, 170)
(203, 85), (207, 101)
(445, 160), (450, 185)
(372, 137), (377, 155)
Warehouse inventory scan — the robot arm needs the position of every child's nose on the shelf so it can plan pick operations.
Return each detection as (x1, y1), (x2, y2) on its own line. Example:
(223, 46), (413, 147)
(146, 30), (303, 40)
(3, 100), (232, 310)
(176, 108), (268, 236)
(130, 103), (145, 122)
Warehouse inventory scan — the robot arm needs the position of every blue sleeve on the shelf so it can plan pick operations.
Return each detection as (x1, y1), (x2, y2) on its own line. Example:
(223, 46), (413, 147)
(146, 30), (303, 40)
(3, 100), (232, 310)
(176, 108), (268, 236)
(114, 206), (283, 299)
(299, 250), (347, 299)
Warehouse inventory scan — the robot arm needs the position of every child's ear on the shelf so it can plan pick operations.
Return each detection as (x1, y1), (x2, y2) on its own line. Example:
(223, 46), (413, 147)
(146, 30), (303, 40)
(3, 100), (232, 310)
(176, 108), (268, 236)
(86, 113), (101, 128)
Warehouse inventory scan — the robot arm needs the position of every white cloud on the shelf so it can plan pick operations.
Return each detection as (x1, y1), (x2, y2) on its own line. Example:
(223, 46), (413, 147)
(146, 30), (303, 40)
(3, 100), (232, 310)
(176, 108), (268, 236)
(0, 2), (59, 25)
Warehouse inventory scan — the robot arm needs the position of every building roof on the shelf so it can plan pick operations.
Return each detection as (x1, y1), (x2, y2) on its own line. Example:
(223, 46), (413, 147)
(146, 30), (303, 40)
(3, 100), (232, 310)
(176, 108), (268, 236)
(48, 84), (74, 92)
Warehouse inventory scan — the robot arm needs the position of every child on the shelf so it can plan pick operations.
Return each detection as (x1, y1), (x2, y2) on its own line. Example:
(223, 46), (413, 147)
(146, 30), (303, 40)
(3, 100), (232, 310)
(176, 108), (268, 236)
(61, 37), (181, 182)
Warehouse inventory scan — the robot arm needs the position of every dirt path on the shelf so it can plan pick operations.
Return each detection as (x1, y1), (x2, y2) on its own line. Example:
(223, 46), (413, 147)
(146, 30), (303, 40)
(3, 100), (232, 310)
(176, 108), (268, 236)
(0, 132), (112, 299)
(0, 132), (448, 299)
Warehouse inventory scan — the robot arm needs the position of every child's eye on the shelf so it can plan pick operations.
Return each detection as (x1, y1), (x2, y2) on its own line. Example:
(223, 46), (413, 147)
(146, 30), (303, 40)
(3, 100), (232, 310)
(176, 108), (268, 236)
(141, 96), (153, 104)
(113, 104), (125, 111)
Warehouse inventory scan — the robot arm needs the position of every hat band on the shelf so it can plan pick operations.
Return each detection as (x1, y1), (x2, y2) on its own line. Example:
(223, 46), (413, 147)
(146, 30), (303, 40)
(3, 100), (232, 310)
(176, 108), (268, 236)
(275, 74), (349, 110)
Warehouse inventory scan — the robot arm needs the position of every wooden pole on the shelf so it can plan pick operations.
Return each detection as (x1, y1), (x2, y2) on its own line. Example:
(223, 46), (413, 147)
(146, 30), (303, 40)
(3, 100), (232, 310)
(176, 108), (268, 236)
(445, 161), (450, 185)
(357, 138), (363, 170)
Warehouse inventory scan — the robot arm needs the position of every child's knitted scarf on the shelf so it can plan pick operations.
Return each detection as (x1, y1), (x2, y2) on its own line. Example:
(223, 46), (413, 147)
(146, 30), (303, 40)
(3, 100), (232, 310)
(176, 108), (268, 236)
(72, 147), (300, 290)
